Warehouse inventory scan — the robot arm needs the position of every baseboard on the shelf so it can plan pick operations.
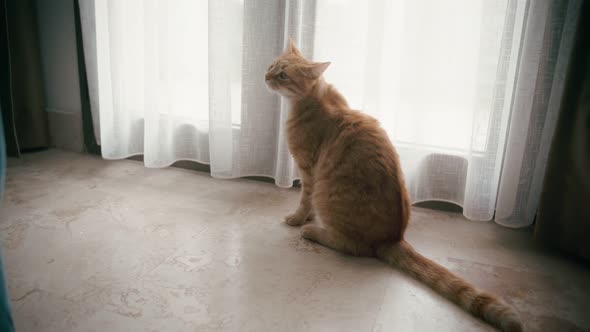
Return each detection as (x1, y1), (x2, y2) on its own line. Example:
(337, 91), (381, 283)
(47, 109), (84, 152)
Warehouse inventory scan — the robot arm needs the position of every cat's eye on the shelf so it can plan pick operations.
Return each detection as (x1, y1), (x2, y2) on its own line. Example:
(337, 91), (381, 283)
(278, 72), (288, 80)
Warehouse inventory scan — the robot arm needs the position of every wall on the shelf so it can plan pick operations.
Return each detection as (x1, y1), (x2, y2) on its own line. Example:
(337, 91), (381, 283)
(35, 0), (83, 152)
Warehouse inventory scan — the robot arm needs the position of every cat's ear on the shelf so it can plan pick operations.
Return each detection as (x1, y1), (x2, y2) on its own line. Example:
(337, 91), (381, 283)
(287, 37), (302, 56)
(306, 62), (330, 78)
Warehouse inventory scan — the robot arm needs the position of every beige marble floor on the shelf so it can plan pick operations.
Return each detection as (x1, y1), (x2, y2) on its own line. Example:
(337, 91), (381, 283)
(0, 150), (588, 332)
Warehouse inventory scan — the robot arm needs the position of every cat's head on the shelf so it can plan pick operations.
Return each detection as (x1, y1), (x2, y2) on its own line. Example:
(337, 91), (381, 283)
(265, 39), (330, 97)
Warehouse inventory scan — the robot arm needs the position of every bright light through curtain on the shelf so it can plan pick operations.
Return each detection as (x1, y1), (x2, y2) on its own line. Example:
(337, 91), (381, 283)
(79, 0), (576, 225)
(313, 0), (526, 221)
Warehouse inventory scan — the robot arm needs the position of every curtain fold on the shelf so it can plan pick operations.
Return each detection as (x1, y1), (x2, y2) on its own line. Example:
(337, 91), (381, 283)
(0, 0), (48, 155)
(5, 0), (48, 151)
(209, 0), (315, 185)
(78, 0), (101, 144)
(79, 0), (577, 226)
(534, 0), (590, 261)
(495, 0), (581, 227)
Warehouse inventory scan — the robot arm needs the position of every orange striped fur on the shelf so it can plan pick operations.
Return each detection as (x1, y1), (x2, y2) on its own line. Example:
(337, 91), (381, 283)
(265, 39), (522, 332)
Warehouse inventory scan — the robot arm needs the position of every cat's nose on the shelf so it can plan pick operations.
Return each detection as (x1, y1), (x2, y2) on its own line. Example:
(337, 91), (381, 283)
(265, 73), (272, 81)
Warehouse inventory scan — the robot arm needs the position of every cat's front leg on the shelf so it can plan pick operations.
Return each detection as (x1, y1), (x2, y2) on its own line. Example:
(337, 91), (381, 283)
(285, 208), (315, 226)
(285, 169), (314, 226)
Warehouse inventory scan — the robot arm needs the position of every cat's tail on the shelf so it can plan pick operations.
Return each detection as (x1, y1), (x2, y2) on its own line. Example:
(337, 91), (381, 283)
(376, 240), (522, 332)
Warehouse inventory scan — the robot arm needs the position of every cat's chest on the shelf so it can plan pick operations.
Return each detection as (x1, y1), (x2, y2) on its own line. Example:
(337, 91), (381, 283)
(286, 116), (321, 168)
(286, 119), (311, 152)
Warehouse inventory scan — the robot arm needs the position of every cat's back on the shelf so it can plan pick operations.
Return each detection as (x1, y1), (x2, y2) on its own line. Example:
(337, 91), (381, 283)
(315, 106), (409, 239)
(314, 106), (400, 182)
(330, 107), (397, 161)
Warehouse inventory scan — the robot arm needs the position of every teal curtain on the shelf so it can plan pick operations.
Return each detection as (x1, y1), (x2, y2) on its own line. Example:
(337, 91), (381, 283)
(0, 113), (15, 331)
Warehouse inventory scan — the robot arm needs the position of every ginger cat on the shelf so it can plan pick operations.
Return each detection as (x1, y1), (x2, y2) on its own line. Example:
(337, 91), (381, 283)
(265, 39), (522, 332)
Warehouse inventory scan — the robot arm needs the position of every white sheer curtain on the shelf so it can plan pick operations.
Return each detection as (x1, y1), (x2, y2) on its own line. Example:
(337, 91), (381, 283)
(313, 0), (526, 221)
(79, 0), (577, 226)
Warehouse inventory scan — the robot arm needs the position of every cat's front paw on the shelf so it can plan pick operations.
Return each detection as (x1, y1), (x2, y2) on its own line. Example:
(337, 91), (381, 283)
(300, 224), (316, 239)
(284, 212), (308, 226)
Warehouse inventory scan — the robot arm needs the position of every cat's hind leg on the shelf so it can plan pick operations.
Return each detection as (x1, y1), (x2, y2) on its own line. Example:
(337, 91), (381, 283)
(300, 224), (372, 256)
